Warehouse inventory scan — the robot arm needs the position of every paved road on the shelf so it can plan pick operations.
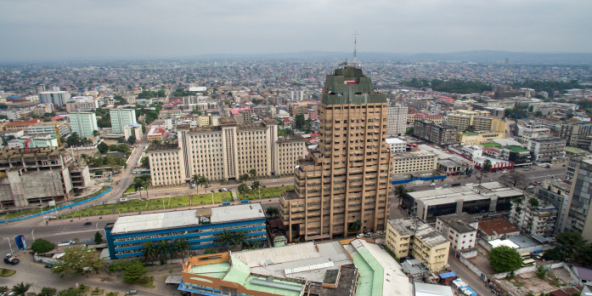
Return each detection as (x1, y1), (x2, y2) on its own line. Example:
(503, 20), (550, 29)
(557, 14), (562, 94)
(449, 253), (492, 296)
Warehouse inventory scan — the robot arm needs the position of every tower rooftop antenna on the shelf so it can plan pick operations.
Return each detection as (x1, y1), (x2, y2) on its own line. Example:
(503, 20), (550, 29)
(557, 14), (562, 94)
(353, 30), (358, 67)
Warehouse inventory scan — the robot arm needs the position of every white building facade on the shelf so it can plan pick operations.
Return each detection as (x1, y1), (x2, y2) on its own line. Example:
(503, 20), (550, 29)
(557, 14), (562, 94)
(110, 108), (137, 134)
(69, 112), (98, 138)
(38, 91), (71, 106)
(387, 105), (408, 137)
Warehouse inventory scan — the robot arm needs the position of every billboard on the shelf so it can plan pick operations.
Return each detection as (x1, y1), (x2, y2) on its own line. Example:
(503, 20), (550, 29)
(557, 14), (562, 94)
(15, 235), (26, 250)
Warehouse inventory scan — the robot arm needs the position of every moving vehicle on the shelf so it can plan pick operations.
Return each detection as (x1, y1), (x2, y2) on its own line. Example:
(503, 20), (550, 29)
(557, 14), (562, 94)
(125, 290), (138, 295)
(4, 254), (19, 265)
(83, 222), (92, 226)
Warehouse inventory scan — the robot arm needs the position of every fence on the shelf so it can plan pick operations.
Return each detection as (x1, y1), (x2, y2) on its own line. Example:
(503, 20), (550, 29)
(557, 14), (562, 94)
(0, 187), (113, 224)
(392, 175), (447, 185)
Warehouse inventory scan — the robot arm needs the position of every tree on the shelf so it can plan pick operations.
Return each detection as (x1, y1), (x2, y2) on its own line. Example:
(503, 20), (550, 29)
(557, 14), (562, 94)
(502, 171), (528, 188)
(117, 137), (126, 144)
(191, 109), (203, 116)
(51, 246), (106, 277)
(127, 135), (136, 145)
(406, 127), (414, 135)
(265, 207), (279, 218)
(38, 287), (57, 296)
(142, 241), (158, 264)
(151, 139), (161, 145)
(295, 114), (305, 129)
(141, 156), (149, 168)
(31, 238), (56, 254)
(97, 142), (109, 154)
(348, 220), (362, 233)
(238, 183), (249, 200)
(542, 247), (565, 261)
(239, 174), (249, 183)
(134, 181), (143, 199)
(157, 242), (170, 264)
(173, 239), (191, 260)
(552, 231), (592, 264)
(11, 282), (33, 296)
(489, 246), (523, 272)
(57, 288), (85, 296)
(92, 130), (100, 137)
(94, 231), (103, 244)
(536, 266), (547, 279)
(122, 260), (147, 284)
(233, 230), (249, 249)
(191, 174), (200, 195)
(528, 198), (540, 208)
(483, 159), (492, 171)
(466, 125), (476, 132)
(249, 169), (257, 180)
(395, 185), (409, 207)
(197, 175), (208, 195)
(66, 132), (81, 147)
(217, 230), (234, 250)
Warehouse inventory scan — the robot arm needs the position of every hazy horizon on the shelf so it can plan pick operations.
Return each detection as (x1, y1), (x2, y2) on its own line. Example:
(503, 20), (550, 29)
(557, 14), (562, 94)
(1, 0), (591, 62)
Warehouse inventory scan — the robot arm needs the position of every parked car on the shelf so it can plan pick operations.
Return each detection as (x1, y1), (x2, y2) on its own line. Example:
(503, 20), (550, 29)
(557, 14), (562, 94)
(4, 254), (19, 265)
(44, 264), (53, 268)
(125, 290), (138, 295)
(430, 183), (436, 187)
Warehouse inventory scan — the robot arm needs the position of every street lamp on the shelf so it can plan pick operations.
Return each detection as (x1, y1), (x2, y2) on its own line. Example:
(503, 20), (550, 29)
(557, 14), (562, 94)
(3, 237), (13, 254)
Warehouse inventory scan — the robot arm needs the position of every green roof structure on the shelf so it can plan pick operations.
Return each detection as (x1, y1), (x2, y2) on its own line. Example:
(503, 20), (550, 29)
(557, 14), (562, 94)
(482, 142), (502, 148)
(223, 256), (251, 285)
(322, 66), (386, 105)
(353, 248), (384, 296)
(506, 145), (529, 153)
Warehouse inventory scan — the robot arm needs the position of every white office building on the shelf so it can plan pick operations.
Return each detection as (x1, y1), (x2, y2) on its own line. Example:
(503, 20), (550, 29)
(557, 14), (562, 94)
(110, 109), (137, 134)
(387, 105), (408, 137)
(38, 91), (71, 106)
(69, 112), (98, 138)
(386, 138), (407, 153)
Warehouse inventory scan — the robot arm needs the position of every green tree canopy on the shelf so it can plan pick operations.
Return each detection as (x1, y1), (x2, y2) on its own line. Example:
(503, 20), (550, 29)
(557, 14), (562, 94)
(31, 238), (56, 254)
(97, 142), (109, 154)
(94, 231), (103, 244)
(489, 245), (523, 272)
(483, 159), (492, 171)
(51, 246), (106, 277)
(122, 260), (147, 284)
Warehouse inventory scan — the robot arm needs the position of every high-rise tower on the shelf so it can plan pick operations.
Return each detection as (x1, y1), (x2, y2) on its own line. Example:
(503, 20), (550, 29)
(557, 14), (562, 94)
(280, 65), (392, 242)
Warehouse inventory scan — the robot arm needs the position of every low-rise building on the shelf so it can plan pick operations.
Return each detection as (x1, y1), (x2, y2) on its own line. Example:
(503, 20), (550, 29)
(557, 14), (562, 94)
(123, 123), (143, 142)
(456, 131), (504, 145)
(3, 118), (43, 131)
(392, 150), (438, 176)
(527, 136), (567, 162)
(27, 122), (70, 137)
(386, 138), (407, 153)
(437, 156), (475, 176)
(435, 213), (478, 252)
(147, 126), (165, 141)
(477, 218), (520, 241)
(404, 182), (522, 222)
(386, 218), (450, 272)
(104, 203), (267, 259)
(509, 198), (558, 236)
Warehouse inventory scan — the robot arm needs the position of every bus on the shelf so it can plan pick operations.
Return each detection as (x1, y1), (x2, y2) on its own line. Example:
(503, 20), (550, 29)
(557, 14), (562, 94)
(520, 252), (531, 260)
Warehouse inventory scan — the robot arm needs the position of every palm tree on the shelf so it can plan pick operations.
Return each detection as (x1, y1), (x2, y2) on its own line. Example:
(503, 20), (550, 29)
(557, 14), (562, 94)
(395, 185), (409, 207)
(173, 239), (191, 260)
(139, 175), (151, 199)
(265, 207), (279, 218)
(239, 174), (248, 183)
(197, 176), (209, 195)
(233, 230), (249, 250)
(11, 282), (33, 296)
(217, 230), (234, 251)
(143, 241), (158, 264)
(252, 181), (260, 198)
(156, 241), (170, 264)
(238, 183), (249, 200)
(134, 181), (143, 199)
(191, 174), (200, 195)
(249, 169), (257, 180)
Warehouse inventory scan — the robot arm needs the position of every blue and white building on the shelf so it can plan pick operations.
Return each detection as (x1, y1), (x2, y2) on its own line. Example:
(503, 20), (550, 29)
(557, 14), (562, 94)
(109, 108), (137, 134)
(104, 203), (267, 259)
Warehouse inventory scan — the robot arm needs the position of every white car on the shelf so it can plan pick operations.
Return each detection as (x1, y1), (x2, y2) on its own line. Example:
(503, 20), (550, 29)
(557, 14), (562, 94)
(430, 183), (436, 187)
(502, 170), (507, 174)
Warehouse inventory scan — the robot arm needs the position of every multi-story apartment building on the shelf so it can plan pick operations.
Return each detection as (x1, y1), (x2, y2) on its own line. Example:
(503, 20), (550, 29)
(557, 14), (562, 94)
(559, 122), (592, 147)
(435, 213), (478, 252)
(3, 119), (43, 131)
(407, 113), (444, 124)
(446, 113), (505, 133)
(509, 197), (558, 236)
(514, 120), (551, 144)
(536, 178), (571, 235)
(385, 218), (450, 272)
(109, 108), (137, 134)
(392, 150), (438, 176)
(527, 136), (566, 162)
(0, 147), (81, 207)
(148, 118), (305, 186)
(562, 157), (592, 241)
(38, 91), (70, 106)
(279, 65), (392, 242)
(65, 97), (98, 112)
(413, 120), (458, 146)
(27, 122), (70, 137)
(69, 112), (98, 138)
(387, 104), (407, 136)
(123, 123), (143, 141)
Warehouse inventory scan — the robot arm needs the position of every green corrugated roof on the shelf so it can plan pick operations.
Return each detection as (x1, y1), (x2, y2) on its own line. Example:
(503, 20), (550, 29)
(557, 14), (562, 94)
(223, 256), (251, 285)
(565, 147), (588, 154)
(353, 247), (384, 296)
(243, 276), (303, 296)
(190, 262), (231, 276)
(482, 142), (502, 147)
(463, 132), (478, 136)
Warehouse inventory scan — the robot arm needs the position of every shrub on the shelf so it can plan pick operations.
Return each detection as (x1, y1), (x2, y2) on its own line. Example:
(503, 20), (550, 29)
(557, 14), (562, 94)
(31, 239), (56, 254)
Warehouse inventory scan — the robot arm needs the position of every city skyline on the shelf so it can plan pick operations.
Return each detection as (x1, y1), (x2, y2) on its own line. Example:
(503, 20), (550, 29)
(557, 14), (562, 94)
(0, 0), (591, 61)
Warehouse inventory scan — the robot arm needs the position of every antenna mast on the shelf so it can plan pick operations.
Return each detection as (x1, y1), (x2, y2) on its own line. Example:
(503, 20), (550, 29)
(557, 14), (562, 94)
(353, 30), (359, 67)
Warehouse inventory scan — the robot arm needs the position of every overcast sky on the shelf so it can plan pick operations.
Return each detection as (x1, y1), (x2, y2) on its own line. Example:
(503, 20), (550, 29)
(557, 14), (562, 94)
(0, 0), (590, 61)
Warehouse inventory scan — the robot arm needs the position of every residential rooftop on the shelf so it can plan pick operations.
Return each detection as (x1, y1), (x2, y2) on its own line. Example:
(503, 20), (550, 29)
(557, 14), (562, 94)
(387, 218), (449, 248)
(478, 218), (519, 236)
(146, 143), (180, 152)
(437, 213), (478, 233)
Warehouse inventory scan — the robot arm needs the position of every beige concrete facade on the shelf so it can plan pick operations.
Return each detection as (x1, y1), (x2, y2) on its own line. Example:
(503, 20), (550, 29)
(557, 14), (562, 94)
(391, 150), (438, 175)
(148, 118), (305, 186)
(446, 113), (505, 133)
(386, 218), (450, 272)
(279, 66), (392, 242)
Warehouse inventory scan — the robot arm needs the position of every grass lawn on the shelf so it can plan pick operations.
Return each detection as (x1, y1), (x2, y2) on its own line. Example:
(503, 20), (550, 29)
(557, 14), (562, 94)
(192, 195), (214, 205)
(146, 204), (165, 211)
(147, 198), (169, 206)
(169, 196), (191, 208)
(91, 204), (115, 215)
(128, 205), (146, 212)
(60, 207), (94, 218)
(129, 199), (147, 206)
(213, 192), (233, 203)
(269, 185), (291, 197)
(114, 202), (130, 213)
(0, 268), (16, 277)
(91, 288), (104, 295)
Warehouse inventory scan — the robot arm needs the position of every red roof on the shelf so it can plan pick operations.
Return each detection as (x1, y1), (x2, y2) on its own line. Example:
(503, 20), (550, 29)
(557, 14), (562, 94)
(5, 119), (42, 126)
(282, 118), (291, 123)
